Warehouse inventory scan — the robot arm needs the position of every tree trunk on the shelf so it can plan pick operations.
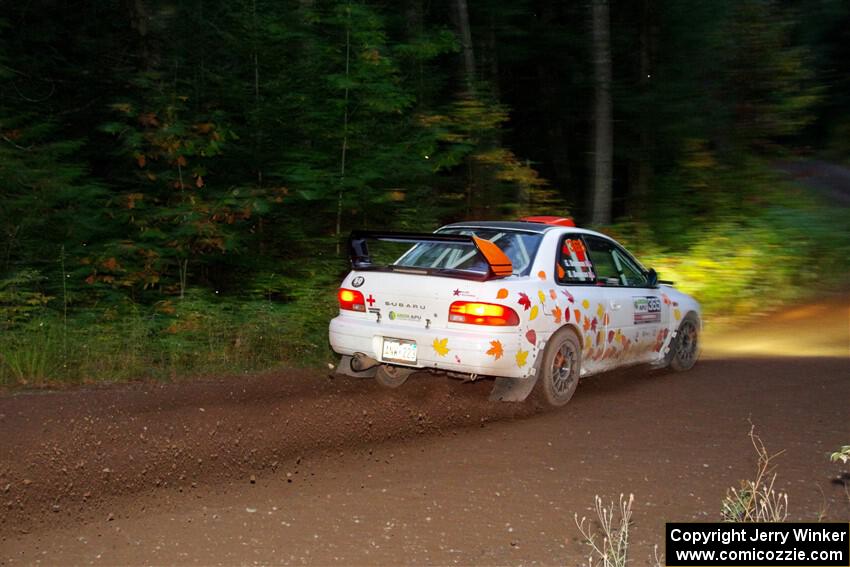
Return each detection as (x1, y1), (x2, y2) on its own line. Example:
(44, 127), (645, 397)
(452, 0), (476, 90)
(483, 12), (499, 97)
(630, 0), (654, 219)
(335, 6), (351, 255)
(590, 0), (613, 225)
(404, 0), (424, 101)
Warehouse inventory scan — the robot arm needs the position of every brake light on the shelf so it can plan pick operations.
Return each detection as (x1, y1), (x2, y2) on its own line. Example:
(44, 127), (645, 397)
(449, 301), (519, 326)
(338, 288), (366, 312)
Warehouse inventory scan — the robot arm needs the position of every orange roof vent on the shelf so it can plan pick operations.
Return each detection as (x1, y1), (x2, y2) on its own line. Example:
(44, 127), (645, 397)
(519, 216), (576, 227)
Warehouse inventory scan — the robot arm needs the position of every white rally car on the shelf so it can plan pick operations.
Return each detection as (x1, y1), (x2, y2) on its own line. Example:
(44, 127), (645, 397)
(328, 216), (701, 407)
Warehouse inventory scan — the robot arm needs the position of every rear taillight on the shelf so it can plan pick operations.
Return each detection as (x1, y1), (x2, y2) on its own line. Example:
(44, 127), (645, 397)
(338, 288), (366, 312)
(448, 301), (519, 326)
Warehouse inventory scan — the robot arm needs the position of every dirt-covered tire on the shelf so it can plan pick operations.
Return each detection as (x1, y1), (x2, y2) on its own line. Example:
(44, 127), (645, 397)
(375, 364), (414, 388)
(534, 328), (582, 407)
(669, 313), (700, 372)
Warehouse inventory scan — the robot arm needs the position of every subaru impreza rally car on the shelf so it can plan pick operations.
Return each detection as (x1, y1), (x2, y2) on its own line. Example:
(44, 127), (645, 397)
(328, 216), (701, 407)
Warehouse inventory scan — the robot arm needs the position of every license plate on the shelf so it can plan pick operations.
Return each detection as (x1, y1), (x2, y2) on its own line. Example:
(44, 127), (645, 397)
(382, 337), (418, 364)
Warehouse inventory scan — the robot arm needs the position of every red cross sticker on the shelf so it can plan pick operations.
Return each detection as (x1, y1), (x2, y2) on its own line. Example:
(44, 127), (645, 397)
(366, 294), (375, 307)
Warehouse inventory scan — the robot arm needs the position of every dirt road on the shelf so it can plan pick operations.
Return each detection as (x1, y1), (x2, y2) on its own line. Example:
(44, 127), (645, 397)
(1, 296), (848, 565)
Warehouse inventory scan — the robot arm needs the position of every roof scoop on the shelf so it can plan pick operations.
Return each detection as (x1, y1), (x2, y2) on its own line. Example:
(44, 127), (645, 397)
(519, 216), (575, 227)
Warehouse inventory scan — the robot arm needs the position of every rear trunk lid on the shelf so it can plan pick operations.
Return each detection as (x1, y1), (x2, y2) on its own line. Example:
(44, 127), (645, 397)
(345, 270), (486, 331)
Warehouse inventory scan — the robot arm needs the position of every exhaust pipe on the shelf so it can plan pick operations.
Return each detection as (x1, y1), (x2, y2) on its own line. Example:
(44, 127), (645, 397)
(350, 352), (380, 372)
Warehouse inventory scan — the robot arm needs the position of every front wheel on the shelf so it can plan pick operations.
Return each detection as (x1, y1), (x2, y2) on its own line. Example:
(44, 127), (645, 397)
(375, 364), (414, 388)
(669, 313), (700, 371)
(534, 328), (582, 407)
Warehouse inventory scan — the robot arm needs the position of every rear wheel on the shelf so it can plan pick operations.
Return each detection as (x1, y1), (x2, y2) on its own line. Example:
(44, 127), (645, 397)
(670, 313), (700, 371)
(534, 328), (581, 407)
(375, 364), (414, 388)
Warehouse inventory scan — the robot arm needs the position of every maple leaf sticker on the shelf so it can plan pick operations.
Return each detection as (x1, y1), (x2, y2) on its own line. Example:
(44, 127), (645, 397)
(486, 340), (504, 360)
(515, 350), (529, 367)
(517, 292), (531, 311)
(552, 305), (562, 324)
(432, 338), (449, 357)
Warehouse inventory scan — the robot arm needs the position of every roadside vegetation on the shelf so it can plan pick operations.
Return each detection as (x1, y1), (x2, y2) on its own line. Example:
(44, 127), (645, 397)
(575, 430), (849, 566)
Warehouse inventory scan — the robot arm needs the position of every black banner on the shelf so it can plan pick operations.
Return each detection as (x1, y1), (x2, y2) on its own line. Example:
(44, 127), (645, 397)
(666, 523), (850, 566)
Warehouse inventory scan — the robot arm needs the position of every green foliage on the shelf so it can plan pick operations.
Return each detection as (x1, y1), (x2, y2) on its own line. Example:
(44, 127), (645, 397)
(0, 270), (51, 327)
(0, 1), (847, 386)
(613, 162), (850, 320)
(0, 291), (337, 387)
(831, 446), (850, 464)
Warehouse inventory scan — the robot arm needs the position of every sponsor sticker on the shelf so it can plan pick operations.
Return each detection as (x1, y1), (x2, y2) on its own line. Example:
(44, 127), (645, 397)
(633, 296), (661, 324)
(388, 311), (422, 322)
(351, 276), (365, 288)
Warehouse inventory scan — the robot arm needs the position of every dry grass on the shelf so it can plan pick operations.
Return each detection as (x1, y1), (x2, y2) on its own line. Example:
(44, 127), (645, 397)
(720, 426), (789, 522)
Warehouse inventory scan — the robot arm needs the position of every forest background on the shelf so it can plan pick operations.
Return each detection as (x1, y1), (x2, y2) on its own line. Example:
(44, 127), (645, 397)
(1, 0), (848, 384)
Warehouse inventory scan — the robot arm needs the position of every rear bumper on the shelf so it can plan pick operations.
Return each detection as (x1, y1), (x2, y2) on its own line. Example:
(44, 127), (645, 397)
(329, 316), (531, 379)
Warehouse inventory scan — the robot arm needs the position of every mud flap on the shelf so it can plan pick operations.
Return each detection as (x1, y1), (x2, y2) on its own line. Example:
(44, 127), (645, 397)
(334, 355), (378, 378)
(489, 374), (539, 402)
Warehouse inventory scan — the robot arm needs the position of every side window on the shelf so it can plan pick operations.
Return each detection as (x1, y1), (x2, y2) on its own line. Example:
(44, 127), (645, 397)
(556, 235), (596, 283)
(584, 235), (651, 287)
(612, 247), (648, 287)
(584, 236), (621, 286)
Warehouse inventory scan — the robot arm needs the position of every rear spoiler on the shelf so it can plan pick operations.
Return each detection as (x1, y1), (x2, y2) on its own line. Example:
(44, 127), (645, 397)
(348, 230), (513, 279)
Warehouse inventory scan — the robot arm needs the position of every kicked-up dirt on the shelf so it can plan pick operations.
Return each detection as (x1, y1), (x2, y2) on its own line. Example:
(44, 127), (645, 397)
(0, 295), (848, 565)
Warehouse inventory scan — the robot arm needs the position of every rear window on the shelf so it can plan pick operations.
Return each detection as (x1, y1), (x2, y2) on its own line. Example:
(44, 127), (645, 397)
(393, 228), (542, 276)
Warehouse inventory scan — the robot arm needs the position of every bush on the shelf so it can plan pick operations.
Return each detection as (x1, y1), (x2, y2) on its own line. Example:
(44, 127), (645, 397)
(611, 162), (850, 322)
(0, 289), (337, 386)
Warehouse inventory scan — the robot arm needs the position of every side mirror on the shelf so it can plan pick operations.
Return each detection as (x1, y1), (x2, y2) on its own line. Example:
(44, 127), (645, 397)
(647, 268), (659, 288)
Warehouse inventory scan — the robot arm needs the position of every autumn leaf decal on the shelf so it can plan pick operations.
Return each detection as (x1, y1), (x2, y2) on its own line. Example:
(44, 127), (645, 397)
(486, 340), (504, 360)
(525, 329), (537, 345)
(529, 305), (539, 321)
(537, 290), (547, 305)
(432, 337), (449, 357)
(496, 288), (509, 299)
(549, 289), (557, 300)
(552, 305), (562, 324)
(561, 289), (575, 303)
(517, 292), (531, 311)
(515, 349), (529, 367)
(537, 270), (547, 280)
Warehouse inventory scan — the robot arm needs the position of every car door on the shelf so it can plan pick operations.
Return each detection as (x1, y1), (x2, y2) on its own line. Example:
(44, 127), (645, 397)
(554, 233), (612, 375)
(582, 235), (668, 366)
